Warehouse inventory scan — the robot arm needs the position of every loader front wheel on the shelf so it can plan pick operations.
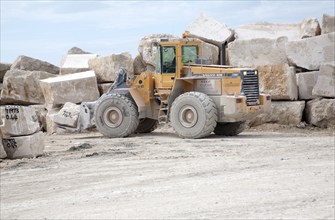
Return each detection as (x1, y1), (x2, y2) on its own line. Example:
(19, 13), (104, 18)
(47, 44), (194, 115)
(170, 92), (217, 139)
(135, 118), (158, 133)
(95, 94), (139, 138)
(214, 121), (246, 136)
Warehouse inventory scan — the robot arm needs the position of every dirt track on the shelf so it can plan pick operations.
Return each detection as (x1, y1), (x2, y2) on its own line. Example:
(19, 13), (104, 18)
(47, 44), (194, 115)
(1, 125), (334, 219)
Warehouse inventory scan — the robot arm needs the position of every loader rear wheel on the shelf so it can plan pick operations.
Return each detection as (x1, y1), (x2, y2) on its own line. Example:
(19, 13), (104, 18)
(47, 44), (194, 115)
(135, 118), (158, 133)
(95, 94), (139, 138)
(214, 121), (246, 136)
(170, 92), (217, 139)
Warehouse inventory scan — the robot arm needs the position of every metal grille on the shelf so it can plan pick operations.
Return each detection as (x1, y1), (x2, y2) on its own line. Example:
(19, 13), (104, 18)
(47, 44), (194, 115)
(242, 72), (260, 106)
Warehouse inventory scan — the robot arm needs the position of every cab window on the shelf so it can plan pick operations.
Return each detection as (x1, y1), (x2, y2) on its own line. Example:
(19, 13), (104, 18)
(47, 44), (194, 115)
(182, 45), (198, 63)
(161, 46), (176, 73)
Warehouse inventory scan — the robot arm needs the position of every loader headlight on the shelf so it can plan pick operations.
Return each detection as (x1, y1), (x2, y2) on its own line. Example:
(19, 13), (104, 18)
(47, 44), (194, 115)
(255, 70), (258, 75)
(243, 71), (248, 76)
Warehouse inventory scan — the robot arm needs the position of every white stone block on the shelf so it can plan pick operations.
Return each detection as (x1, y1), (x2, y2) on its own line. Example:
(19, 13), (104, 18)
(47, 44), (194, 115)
(296, 71), (318, 100)
(0, 105), (40, 138)
(2, 131), (45, 159)
(258, 64), (298, 100)
(312, 62), (335, 98)
(60, 54), (98, 75)
(322, 14), (335, 34)
(228, 37), (288, 67)
(53, 102), (80, 128)
(98, 83), (113, 95)
(0, 140), (7, 159)
(88, 53), (133, 83)
(306, 98), (335, 128)
(285, 32), (335, 70)
(10, 55), (59, 74)
(185, 13), (234, 46)
(40, 71), (100, 105)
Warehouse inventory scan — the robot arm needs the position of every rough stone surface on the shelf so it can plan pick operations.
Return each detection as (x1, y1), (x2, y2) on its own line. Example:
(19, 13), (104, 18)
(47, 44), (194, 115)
(1, 69), (56, 105)
(53, 102), (80, 128)
(0, 63), (11, 83)
(258, 64), (298, 100)
(312, 62), (335, 98)
(40, 71), (99, 105)
(185, 13), (234, 46)
(78, 101), (96, 131)
(296, 71), (318, 100)
(285, 32), (335, 70)
(133, 55), (147, 75)
(0, 105), (40, 138)
(228, 37), (288, 66)
(0, 140), (6, 159)
(138, 34), (178, 67)
(88, 52), (133, 83)
(98, 83), (113, 95)
(235, 18), (320, 41)
(60, 54), (98, 75)
(10, 55), (59, 74)
(322, 14), (335, 34)
(249, 101), (305, 126)
(2, 131), (45, 159)
(67, 47), (91, 55)
(306, 98), (335, 128)
(201, 42), (219, 64)
(30, 105), (48, 132)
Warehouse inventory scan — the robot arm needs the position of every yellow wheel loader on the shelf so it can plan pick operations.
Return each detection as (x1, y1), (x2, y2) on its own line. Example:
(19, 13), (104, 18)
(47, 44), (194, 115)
(94, 35), (271, 139)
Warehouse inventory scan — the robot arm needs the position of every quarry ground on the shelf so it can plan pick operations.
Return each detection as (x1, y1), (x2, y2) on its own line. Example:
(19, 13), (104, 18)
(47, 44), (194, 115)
(0, 124), (334, 220)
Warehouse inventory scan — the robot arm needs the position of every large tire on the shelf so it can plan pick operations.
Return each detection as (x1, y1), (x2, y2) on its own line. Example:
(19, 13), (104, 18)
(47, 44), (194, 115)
(214, 121), (246, 136)
(170, 92), (217, 139)
(95, 94), (139, 138)
(135, 118), (158, 133)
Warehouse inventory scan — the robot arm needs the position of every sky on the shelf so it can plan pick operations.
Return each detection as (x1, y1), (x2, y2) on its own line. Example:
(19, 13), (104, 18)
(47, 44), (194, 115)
(0, 0), (334, 66)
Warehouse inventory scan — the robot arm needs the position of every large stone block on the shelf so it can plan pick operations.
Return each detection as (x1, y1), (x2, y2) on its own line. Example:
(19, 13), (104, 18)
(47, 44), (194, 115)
(0, 63), (11, 83)
(98, 83), (113, 95)
(40, 71), (100, 105)
(10, 55), (59, 74)
(228, 37), (288, 67)
(285, 32), (335, 70)
(30, 105), (48, 132)
(2, 131), (45, 159)
(133, 54), (147, 75)
(60, 54), (98, 75)
(312, 62), (335, 98)
(67, 47), (91, 55)
(0, 141), (6, 159)
(202, 42), (219, 64)
(249, 101), (305, 126)
(0, 69), (56, 105)
(0, 105), (40, 138)
(138, 34), (177, 67)
(258, 64), (298, 100)
(88, 52), (133, 83)
(52, 102), (80, 128)
(296, 71), (318, 100)
(185, 13), (234, 46)
(306, 98), (335, 128)
(235, 18), (320, 41)
(322, 14), (335, 34)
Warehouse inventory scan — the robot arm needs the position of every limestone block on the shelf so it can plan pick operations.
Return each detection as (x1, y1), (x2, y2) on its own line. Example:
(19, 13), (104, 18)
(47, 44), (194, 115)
(0, 105), (40, 138)
(249, 101), (305, 126)
(133, 54), (147, 75)
(98, 83), (113, 95)
(40, 71), (100, 105)
(10, 55), (59, 74)
(30, 105), (48, 132)
(138, 34), (178, 67)
(296, 71), (318, 100)
(258, 64), (298, 100)
(45, 107), (60, 134)
(67, 47), (91, 55)
(88, 52), (133, 83)
(53, 102), (80, 128)
(1, 69), (56, 105)
(78, 101), (96, 131)
(285, 32), (335, 70)
(185, 13), (234, 46)
(300, 18), (321, 38)
(322, 14), (335, 34)
(0, 140), (6, 159)
(306, 98), (335, 128)
(228, 37), (288, 67)
(60, 54), (98, 75)
(312, 62), (335, 98)
(201, 42), (219, 64)
(0, 63), (11, 83)
(2, 131), (45, 159)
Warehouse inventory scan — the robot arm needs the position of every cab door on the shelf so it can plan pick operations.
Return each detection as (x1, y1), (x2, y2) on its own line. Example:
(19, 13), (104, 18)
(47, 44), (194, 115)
(160, 46), (176, 88)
